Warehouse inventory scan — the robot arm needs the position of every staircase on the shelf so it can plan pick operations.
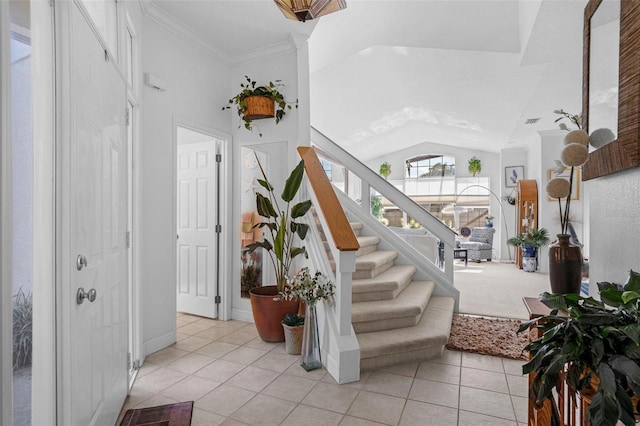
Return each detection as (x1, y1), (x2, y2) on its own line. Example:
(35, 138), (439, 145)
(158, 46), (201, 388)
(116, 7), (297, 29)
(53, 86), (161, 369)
(319, 216), (455, 370)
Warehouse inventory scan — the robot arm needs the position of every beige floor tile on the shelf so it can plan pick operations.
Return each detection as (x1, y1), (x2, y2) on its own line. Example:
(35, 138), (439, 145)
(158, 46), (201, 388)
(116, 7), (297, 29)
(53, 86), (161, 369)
(503, 358), (526, 376)
(362, 371), (414, 398)
(221, 346), (269, 365)
(506, 374), (529, 398)
(165, 352), (216, 375)
(195, 384), (256, 417)
(408, 378), (459, 408)
(136, 362), (159, 378)
(219, 419), (251, 426)
(262, 373), (317, 403)
(459, 387), (516, 421)
(133, 394), (179, 409)
(431, 349), (462, 366)
(458, 410), (518, 426)
(251, 349), (299, 373)
(176, 315), (200, 327)
(415, 361), (461, 385)
(301, 381), (359, 414)
(145, 347), (189, 366)
(213, 320), (253, 331)
(195, 341), (239, 358)
(225, 365), (280, 393)
(347, 390), (406, 425)
(132, 367), (188, 393)
(511, 395), (529, 424)
(244, 336), (282, 351)
(284, 363), (327, 380)
(282, 404), (344, 426)
(461, 352), (505, 373)
(178, 321), (215, 336)
(118, 387), (153, 414)
(322, 370), (371, 389)
(461, 367), (509, 393)
(171, 335), (211, 352)
(194, 359), (246, 383)
(339, 416), (386, 425)
(190, 407), (227, 426)
(194, 327), (235, 340)
(218, 330), (260, 345)
(160, 375), (221, 401)
(194, 317), (219, 327)
(176, 332), (190, 342)
(399, 400), (458, 426)
(378, 362), (419, 377)
(230, 394), (296, 425)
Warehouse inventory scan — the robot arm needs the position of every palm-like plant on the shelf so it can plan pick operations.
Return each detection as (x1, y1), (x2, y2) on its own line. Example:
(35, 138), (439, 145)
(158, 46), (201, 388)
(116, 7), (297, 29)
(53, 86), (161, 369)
(246, 153), (312, 292)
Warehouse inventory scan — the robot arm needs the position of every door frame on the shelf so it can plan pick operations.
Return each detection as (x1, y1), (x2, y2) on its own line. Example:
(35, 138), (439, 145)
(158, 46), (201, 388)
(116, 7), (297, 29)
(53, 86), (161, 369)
(172, 117), (232, 320)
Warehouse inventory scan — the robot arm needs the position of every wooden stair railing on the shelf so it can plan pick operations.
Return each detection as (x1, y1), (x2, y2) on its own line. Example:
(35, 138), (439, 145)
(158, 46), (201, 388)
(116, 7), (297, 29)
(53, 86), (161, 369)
(297, 146), (359, 252)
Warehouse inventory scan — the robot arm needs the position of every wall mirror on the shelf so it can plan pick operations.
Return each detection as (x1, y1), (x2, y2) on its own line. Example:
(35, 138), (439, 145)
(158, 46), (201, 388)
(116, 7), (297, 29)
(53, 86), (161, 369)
(582, 0), (640, 180)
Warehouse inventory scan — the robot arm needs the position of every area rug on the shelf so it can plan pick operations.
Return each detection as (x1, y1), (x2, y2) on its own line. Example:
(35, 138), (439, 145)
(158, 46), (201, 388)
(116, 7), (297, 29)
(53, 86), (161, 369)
(446, 314), (529, 360)
(119, 401), (193, 426)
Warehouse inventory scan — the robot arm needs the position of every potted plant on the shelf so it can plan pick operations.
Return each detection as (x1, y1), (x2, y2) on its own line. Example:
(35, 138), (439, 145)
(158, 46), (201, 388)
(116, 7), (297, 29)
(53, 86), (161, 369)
(245, 153), (312, 342)
(507, 228), (550, 272)
(518, 270), (640, 426)
(485, 215), (494, 228)
(281, 313), (304, 355)
(379, 162), (391, 179)
(222, 76), (296, 137)
(468, 156), (481, 176)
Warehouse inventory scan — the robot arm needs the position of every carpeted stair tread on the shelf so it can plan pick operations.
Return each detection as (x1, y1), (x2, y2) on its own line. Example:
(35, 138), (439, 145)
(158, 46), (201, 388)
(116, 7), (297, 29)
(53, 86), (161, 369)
(355, 236), (380, 257)
(350, 222), (363, 236)
(357, 296), (455, 369)
(352, 265), (416, 302)
(352, 281), (434, 326)
(355, 250), (397, 271)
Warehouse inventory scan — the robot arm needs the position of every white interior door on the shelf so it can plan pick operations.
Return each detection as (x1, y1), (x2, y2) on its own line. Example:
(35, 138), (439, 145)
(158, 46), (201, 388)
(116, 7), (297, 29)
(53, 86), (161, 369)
(177, 140), (218, 318)
(61, 3), (128, 424)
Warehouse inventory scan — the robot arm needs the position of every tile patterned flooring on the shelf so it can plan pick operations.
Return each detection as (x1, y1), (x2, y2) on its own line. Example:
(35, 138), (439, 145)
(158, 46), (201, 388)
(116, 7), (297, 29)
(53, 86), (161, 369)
(119, 313), (528, 425)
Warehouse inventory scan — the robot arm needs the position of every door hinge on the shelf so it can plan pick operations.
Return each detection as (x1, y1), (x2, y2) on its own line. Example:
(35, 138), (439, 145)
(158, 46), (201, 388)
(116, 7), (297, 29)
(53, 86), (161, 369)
(215, 295), (221, 304)
(125, 107), (130, 126)
(216, 154), (222, 163)
(127, 352), (131, 370)
(126, 230), (131, 248)
(133, 360), (140, 371)
(215, 224), (222, 233)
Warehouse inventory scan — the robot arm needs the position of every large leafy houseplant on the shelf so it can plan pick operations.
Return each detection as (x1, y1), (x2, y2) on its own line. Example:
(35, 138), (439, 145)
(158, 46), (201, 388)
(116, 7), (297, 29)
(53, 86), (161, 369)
(519, 270), (640, 426)
(246, 153), (312, 293)
(222, 76), (296, 136)
(507, 228), (550, 256)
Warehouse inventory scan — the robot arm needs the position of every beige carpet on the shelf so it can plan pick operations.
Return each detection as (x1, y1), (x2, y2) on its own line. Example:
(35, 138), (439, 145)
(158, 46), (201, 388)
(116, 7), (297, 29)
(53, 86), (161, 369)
(454, 260), (550, 319)
(446, 314), (529, 360)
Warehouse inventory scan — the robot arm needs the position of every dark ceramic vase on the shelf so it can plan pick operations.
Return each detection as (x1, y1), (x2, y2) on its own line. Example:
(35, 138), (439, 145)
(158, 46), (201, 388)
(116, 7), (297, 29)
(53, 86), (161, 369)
(548, 234), (582, 294)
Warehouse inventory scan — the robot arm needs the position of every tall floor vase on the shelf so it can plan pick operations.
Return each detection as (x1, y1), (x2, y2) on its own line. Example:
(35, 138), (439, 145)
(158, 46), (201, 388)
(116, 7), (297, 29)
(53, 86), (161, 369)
(300, 303), (321, 371)
(548, 234), (582, 294)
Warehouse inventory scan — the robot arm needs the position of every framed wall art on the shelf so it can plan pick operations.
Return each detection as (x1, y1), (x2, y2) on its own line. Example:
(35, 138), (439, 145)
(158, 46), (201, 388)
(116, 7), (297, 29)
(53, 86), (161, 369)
(505, 166), (524, 187)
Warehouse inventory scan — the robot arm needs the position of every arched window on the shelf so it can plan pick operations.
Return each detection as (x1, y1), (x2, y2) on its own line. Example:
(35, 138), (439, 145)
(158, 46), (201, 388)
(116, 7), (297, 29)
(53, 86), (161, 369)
(405, 154), (455, 178)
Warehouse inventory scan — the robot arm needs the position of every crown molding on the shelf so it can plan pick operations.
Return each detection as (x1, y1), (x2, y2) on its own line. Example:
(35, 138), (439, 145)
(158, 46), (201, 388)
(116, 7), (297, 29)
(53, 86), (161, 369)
(139, 0), (299, 67)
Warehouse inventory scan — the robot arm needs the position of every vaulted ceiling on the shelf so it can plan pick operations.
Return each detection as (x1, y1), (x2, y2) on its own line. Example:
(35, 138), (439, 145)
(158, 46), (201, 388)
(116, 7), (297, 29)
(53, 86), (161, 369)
(146, 0), (588, 160)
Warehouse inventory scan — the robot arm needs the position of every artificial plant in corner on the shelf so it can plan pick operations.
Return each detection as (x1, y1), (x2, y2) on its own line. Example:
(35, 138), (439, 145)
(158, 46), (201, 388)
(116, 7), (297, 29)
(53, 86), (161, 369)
(519, 270), (640, 426)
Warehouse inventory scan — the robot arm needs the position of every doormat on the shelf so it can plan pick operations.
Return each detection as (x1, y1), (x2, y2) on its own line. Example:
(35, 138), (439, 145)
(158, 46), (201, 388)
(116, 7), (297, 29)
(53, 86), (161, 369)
(119, 401), (193, 426)
(446, 314), (529, 360)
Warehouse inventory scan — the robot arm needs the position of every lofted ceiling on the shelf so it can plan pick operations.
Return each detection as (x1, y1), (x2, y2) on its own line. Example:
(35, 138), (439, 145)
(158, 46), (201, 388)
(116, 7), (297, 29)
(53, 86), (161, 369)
(146, 0), (588, 160)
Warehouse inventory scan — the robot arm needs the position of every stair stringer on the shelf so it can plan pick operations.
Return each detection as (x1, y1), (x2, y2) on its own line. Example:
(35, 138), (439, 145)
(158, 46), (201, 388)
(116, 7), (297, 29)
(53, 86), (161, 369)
(336, 191), (460, 312)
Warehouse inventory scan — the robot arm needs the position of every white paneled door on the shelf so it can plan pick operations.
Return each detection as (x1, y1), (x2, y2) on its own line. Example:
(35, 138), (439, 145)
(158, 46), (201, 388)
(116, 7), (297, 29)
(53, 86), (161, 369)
(61, 3), (128, 424)
(177, 141), (218, 318)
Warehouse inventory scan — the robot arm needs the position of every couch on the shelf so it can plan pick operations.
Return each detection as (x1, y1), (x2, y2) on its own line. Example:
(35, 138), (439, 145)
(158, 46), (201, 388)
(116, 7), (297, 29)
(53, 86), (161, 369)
(458, 227), (495, 262)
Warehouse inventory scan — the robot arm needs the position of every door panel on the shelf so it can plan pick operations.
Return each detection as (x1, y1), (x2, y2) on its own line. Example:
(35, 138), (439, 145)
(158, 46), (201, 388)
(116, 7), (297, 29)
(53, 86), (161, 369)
(177, 141), (217, 318)
(65, 3), (128, 424)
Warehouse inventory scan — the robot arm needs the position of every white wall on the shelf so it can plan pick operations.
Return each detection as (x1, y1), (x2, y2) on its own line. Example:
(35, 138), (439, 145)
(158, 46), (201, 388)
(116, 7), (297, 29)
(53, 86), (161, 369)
(587, 167), (640, 294)
(499, 147), (528, 262)
(140, 17), (231, 354)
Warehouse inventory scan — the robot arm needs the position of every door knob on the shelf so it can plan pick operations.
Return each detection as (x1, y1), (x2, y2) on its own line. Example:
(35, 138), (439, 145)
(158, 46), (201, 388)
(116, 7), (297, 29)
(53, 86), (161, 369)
(76, 287), (97, 304)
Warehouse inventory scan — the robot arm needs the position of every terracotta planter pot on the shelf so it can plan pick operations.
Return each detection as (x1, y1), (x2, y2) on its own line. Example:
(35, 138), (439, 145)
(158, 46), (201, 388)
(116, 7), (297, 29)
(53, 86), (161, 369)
(244, 96), (274, 120)
(282, 324), (303, 355)
(249, 286), (299, 342)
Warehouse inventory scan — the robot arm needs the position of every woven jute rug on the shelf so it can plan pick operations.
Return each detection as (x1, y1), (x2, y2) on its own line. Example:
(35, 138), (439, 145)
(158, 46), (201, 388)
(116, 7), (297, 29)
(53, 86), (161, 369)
(446, 314), (529, 360)
(120, 401), (193, 426)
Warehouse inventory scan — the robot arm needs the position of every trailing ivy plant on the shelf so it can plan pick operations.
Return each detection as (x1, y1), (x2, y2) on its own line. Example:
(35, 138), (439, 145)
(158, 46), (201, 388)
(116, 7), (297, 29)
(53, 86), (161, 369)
(222, 75), (297, 136)
(518, 270), (640, 426)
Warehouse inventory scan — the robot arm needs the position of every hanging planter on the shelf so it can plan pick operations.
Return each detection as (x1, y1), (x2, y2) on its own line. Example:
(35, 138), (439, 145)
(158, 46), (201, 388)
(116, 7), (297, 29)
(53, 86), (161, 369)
(223, 76), (297, 137)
